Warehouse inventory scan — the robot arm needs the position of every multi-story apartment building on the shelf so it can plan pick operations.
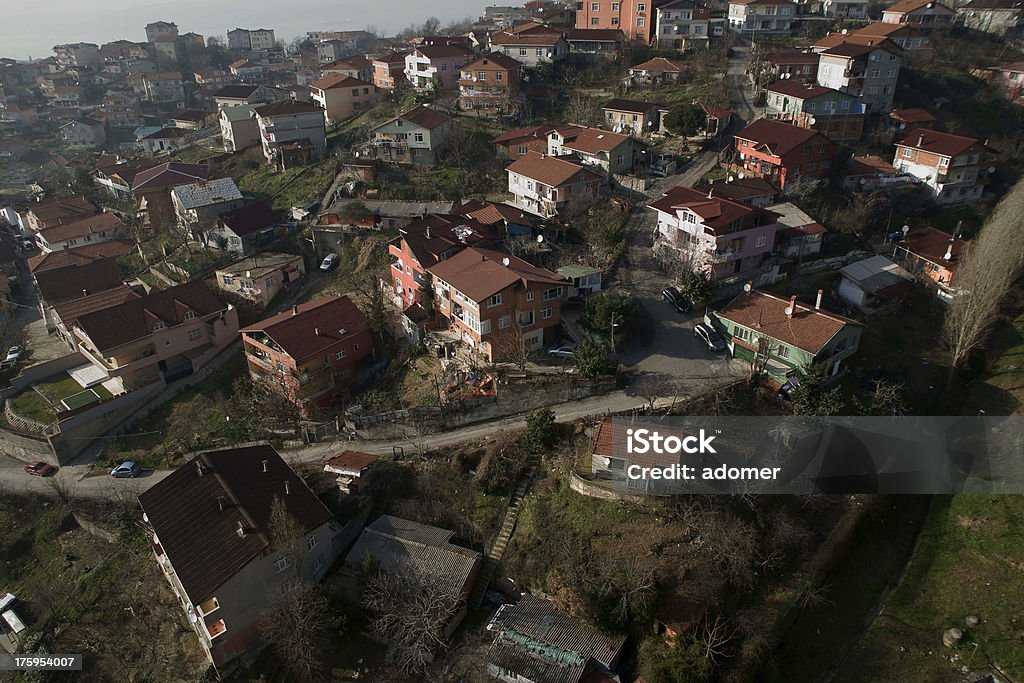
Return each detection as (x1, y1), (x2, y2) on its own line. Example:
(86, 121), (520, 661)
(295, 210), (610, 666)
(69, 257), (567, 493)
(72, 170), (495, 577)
(458, 53), (522, 117)
(892, 129), (992, 204)
(822, 0), (868, 18)
(241, 296), (374, 413)
(655, 0), (714, 49)
(53, 43), (100, 69)
(145, 21), (178, 43)
(428, 247), (570, 361)
(255, 101), (328, 165)
(100, 92), (142, 128)
(138, 445), (347, 670)
(573, 0), (657, 42)
(506, 151), (603, 217)
(310, 75), (377, 125)
(732, 118), (837, 190)
(650, 186), (781, 280)
(227, 28), (277, 51)
(765, 80), (865, 142)
(816, 40), (902, 113)
(727, 0), (796, 34)
(71, 281), (239, 392)
(404, 45), (475, 91)
(142, 71), (186, 104)
(219, 105), (259, 153)
(372, 52), (410, 90)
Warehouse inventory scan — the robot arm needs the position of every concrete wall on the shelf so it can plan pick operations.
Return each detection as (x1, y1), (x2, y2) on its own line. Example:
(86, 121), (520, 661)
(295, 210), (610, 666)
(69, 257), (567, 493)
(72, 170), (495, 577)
(0, 353), (87, 399)
(0, 425), (53, 462)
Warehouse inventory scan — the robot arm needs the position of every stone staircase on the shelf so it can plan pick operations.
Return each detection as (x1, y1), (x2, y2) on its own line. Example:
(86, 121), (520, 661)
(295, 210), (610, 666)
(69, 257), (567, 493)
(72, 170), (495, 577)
(469, 477), (530, 609)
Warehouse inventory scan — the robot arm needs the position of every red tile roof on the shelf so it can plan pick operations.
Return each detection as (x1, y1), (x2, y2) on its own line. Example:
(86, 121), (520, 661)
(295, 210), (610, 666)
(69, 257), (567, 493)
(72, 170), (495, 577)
(492, 123), (557, 144)
(427, 246), (566, 302)
(565, 28), (627, 42)
(885, 0), (952, 13)
(820, 40), (902, 59)
(602, 98), (659, 114)
(896, 128), (982, 157)
(699, 102), (731, 120)
(413, 44), (475, 58)
(131, 161), (208, 192)
(844, 154), (899, 177)
(490, 31), (564, 46)
(25, 195), (95, 226)
(323, 450), (379, 471)
(552, 125), (631, 155)
(311, 74), (374, 90)
(900, 226), (968, 269)
(765, 52), (821, 65)
(34, 259), (123, 304)
(715, 289), (860, 355)
(461, 52), (523, 71)
(51, 285), (139, 327)
(76, 280), (227, 352)
(506, 151), (600, 187)
(695, 177), (778, 201)
(889, 108), (936, 124)
(241, 295), (370, 362)
(38, 211), (123, 245)
(138, 445), (332, 604)
(735, 118), (825, 157)
(397, 105), (450, 131)
(648, 186), (779, 232)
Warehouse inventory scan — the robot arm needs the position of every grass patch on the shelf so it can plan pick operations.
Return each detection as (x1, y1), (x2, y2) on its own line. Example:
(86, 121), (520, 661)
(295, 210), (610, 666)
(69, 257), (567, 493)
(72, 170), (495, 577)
(965, 309), (1024, 415)
(8, 389), (56, 423)
(836, 495), (1024, 682)
(237, 158), (339, 211)
(8, 373), (114, 423)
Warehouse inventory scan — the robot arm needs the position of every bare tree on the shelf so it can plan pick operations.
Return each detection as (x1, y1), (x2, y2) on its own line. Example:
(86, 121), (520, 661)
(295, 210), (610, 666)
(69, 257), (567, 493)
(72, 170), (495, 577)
(943, 178), (1024, 373)
(565, 92), (599, 126)
(633, 372), (678, 412)
(492, 325), (530, 371)
(750, 337), (779, 381)
(699, 612), (737, 662)
(362, 567), (459, 674)
(44, 473), (78, 508)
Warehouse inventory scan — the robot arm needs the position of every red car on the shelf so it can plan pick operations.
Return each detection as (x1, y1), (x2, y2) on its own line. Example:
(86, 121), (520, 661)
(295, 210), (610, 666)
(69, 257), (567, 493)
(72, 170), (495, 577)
(24, 461), (57, 477)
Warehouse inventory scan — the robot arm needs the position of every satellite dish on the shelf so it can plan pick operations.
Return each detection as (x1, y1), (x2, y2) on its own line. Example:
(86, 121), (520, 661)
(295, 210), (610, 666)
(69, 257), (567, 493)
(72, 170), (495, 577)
(738, 172), (745, 179)
(988, 166), (996, 174)
(727, 175), (735, 182)
(603, 457), (611, 466)
(808, 117), (816, 125)
(502, 257), (510, 266)
(782, 73), (791, 79)
(743, 282), (752, 292)
(902, 225), (910, 235)
(841, 28), (848, 34)
(245, 270), (251, 277)
(536, 234), (544, 243)
(784, 306), (793, 316)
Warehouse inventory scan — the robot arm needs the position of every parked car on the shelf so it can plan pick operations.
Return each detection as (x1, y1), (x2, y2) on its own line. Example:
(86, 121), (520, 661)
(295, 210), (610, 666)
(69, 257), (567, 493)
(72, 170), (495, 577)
(319, 253), (339, 272)
(662, 287), (691, 313)
(23, 461), (57, 477)
(694, 323), (726, 352)
(777, 376), (801, 401)
(5, 345), (23, 363)
(486, 603), (513, 632)
(110, 461), (142, 478)
(547, 343), (576, 358)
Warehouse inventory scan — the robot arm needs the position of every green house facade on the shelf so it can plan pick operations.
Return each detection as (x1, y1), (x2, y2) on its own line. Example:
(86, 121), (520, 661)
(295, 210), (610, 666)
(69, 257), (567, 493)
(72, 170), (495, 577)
(710, 289), (862, 380)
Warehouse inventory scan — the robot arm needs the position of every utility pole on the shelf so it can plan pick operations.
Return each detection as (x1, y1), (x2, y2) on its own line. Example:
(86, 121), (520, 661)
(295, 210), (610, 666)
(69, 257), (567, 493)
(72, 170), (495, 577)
(610, 311), (618, 356)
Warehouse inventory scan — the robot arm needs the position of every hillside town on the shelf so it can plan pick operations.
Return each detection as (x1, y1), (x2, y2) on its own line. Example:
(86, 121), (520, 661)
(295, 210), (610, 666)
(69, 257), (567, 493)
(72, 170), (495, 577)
(1, 1), (1024, 682)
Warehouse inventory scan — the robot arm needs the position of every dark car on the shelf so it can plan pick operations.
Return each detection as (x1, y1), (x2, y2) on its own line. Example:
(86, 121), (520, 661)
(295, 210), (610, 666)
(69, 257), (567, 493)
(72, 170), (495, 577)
(694, 323), (726, 352)
(24, 461), (57, 477)
(777, 377), (801, 401)
(110, 461), (142, 478)
(662, 287), (691, 313)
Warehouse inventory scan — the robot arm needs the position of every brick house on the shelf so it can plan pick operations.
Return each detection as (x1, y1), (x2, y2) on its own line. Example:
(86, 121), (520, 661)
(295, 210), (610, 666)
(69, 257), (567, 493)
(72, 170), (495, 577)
(890, 226), (968, 299)
(710, 289), (863, 380)
(241, 296), (374, 414)
(428, 247), (569, 361)
(310, 75), (378, 125)
(71, 281), (239, 393)
(892, 128), (992, 204)
(458, 53), (523, 117)
(882, 0), (955, 27)
(139, 445), (350, 671)
(765, 80), (865, 141)
(603, 98), (661, 136)
(506, 151), (604, 217)
(733, 118), (837, 190)
(816, 40), (903, 113)
(372, 51), (409, 90)
(492, 124), (557, 159)
(649, 185), (781, 280)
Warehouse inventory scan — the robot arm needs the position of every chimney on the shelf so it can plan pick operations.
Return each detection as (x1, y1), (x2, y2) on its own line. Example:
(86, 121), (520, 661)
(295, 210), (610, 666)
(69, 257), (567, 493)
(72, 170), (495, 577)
(918, 134), (924, 147)
(261, 459), (269, 473)
(707, 187), (714, 199)
(236, 520), (247, 537)
(217, 496), (228, 511)
(943, 242), (953, 261)
(196, 461), (208, 477)
(815, 289), (823, 310)
(292, 304), (298, 316)
(425, 226), (431, 240)
(284, 480), (291, 495)
(787, 295), (797, 318)
(314, 326), (320, 336)
(82, 288), (88, 297)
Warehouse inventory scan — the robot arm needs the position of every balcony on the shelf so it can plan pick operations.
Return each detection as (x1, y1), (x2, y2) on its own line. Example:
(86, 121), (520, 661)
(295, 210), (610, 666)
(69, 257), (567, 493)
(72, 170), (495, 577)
(296, 363), (332, 385)
(706, 247), (740, 263)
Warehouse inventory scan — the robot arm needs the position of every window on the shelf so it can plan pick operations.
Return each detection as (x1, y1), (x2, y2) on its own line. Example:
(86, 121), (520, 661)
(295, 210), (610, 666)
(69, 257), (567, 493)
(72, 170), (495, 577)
(527, 291), (535, 301)
(541, 307), (553, 319)
(902, 148), (912, 158)
(352, 88), (359, 96)
(867, 85), (878, 95)
(592, 16), (600, 24)
(265, 276), (274, 289)
(477, 71), (487, 80)
(611, 1), (619, 8)
(414, 132), (423, 142)
(152, 321), (165, 331)
(335, 349), (347, 359)
(870, 69), (879, 78)
(637, 2), (646, 10)
(807, 161), (817, 171)
(188, 329), (202, 341)
(543, 287), (563, 301)
(520, 48), (528, 55)
(518, 145), (527, 154)
(312, 554), (324, 573)
(820, 159), (830, 169)
(222, 275), (234, 285)
(732, 325), (751, 341)
(354, 343), (360, 351)
(818, 143), (828, 153)
(612, 16), (620, 23)
(183, 310), (196, 320)
(592, 1), (600, 9)
(499, 314), (511, 329)
(441, 63), (447, 71)
(307, 535), (318, 551)
(637, 16), (645, 25)
(886, 69), (896, 78)
(755, 234), (767, 248)
(801, 145), (810, 156)
(488, 293), (502, 307)
(777, 345), (789, 359)
(275, 557), (291, 573)
(536, 48), (543, 56)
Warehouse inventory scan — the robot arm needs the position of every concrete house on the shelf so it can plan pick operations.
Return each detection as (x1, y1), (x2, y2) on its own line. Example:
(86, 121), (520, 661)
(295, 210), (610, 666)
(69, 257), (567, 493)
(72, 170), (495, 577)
(959, 0), (1024, 37)
(627, 57), (687, 85)
(241, 296), (374, 414)
(603, 98), (661, 137)
(732, 118), (837, 190)
(367, 105), (451, 165)
(822, 0), (868, 18)
(71, 281), (239, 392)
(35, 211), (123, 253)
(404, 44), (476, 91)
(215, 252), (305, 309)
(489, 30), (568, 67)
(139, 127), (191, 156)
(882, 0), (955, 27)
(212, 84), (285, 109)
(255, 100), (328, 166)
(60, 117), (107, 148)
(837, 255), (913, 308)
(458, 53), (523, 117)
(816, 40), (903, 113)
(767, 201), (826, 259)
(219, 104), (260, 152)
(310, 75), (378, 125)
(890, 225), (968, 300)
(371, 51), (410, 91)
(765, 81), (865, 142)
(131, 161), (210, 232)
(428, 246), (569, 360)
(171, 178), (245, 237)
(506, 151), (603, 217)
(565, 28), (627, 61)
(655, 0), (714, 49)
(710, 288), (863, 380)
(202, 202), (280, 253)
(727, 0), (796, 33)
(139, 445), (349, 670)
(987, 61), (1024, 104)
(892, 128), (992, 204)
(547, 124), (635, 173)
(650, 185), (781, 281)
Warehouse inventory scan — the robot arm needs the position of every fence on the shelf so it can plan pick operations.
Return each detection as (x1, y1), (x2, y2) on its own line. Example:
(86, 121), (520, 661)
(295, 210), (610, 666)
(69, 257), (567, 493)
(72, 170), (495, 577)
(3, 399), (56, 436)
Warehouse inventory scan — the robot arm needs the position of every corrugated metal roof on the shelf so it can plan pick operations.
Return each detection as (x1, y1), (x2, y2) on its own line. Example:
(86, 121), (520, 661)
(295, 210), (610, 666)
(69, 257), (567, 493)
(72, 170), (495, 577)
(172, 177), (242, 209)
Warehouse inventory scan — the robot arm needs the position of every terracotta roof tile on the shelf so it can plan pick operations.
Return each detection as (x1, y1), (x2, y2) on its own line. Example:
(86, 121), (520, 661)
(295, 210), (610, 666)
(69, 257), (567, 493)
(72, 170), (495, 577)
(896, 128), (982, 157)
(506, 150), (600, 187)
(241, 295), (370, 362)
(715, 289), (860, 355)
(427, 246), (566, 302)
(734, 118), (824, 157)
